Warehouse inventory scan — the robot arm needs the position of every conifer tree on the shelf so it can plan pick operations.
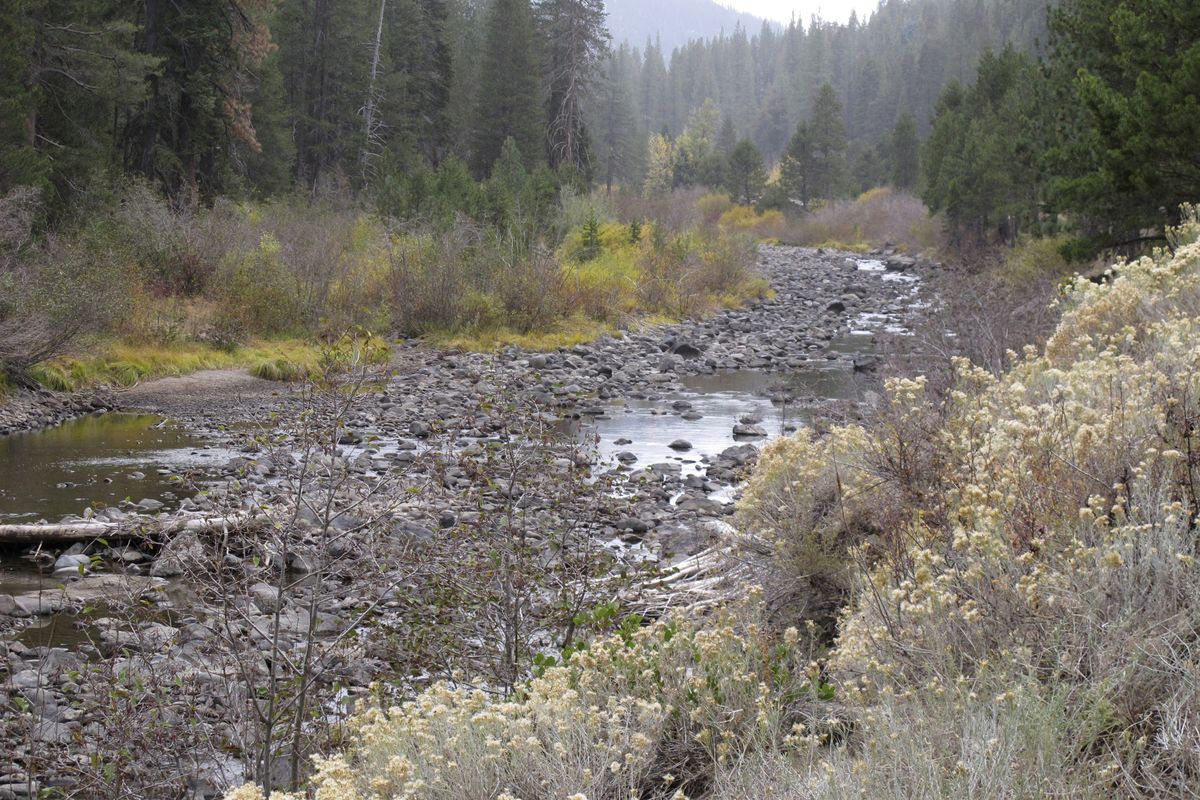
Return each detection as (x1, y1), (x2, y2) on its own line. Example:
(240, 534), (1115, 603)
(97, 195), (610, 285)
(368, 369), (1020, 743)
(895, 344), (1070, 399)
(921, 48), (1045, 242)
(779, 121), (812, 203)
(0, 1), (156, 196)
(593, 47), (641, 192)
(717, 115), (738, 158)
(891, 112), (920, 190)
(726, 139), (767, 204)
(491, 136), (529, 196)
(807, 83), (848, 200)
(125, 0), (281, 202)
(471, 0), (544, 176)
(537, 0), (609, 172)
(1049, 0), (1200, 237)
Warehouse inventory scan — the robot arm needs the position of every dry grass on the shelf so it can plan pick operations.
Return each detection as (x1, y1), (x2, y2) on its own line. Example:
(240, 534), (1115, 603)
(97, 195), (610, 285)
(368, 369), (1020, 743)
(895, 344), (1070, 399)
(783, 188), (940, 253)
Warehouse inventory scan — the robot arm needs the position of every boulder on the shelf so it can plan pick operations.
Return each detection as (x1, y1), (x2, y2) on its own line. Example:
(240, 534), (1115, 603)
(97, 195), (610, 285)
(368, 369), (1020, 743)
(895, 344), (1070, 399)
(150, 532), (205, 578)
(670, 341), (705, 359)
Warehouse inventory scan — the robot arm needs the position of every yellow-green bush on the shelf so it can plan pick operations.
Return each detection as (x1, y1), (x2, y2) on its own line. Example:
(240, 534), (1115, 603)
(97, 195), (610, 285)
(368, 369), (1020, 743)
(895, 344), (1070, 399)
(718, 205), (785, 240)
(215, 233), (309, 337)
(695, 192), (735, 225)
(1002, 234), (1075, 284)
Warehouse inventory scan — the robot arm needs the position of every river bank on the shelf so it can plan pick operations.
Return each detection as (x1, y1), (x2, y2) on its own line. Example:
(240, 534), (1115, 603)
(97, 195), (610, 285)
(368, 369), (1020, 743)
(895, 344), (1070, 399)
(0, 244), (933, 798)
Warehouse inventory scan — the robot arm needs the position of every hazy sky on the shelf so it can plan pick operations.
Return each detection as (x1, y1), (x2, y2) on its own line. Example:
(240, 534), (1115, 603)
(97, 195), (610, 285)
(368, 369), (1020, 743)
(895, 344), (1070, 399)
(722, 0), (879, 24)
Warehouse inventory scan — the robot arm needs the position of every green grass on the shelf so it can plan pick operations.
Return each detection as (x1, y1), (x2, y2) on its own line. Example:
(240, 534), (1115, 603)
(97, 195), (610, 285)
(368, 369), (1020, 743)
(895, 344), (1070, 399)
(26, 339), (328, 392)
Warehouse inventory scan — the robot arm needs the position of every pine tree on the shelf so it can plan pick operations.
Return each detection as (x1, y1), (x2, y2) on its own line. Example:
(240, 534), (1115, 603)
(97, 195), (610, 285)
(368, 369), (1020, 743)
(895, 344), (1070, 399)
(471, 0), (543, 176)
(537, 0), (609, 173)
(126, 0), (282, 202)
(379, 0), (454, 166)
(717, 115), (738, 158)
(779, 121), (812, 204)
(273, 0), (374, 190)
(807, 83), (848, 200)
(1049, 0), (1200, 237)
(921, 48), (1046, 243)
(1, 1), (156, 197)
(593, 47), (640, 192)
(754, 84), (791, 161)
(491, 136), (528, 196)
(0, 4), (41, 191)
(639, 37), (670, 136)
(726, 139), (767, 204)
(890, 112), (920, 190)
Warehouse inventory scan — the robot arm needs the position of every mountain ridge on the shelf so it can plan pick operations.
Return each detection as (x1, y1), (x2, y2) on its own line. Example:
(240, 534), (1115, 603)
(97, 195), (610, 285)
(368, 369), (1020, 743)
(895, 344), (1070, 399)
(604, 0), (774, 54)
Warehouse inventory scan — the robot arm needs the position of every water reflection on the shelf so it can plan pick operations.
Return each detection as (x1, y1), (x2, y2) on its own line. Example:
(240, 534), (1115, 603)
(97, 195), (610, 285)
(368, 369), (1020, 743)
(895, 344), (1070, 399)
(0, 413), (224, 522)
(582, 364), (867, 476)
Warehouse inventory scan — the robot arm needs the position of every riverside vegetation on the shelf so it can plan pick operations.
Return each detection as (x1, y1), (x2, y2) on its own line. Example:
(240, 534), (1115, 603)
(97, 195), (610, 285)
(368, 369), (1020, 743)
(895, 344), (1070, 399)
(229, 211), (1200, 800)
(2, 0), (1198, 797)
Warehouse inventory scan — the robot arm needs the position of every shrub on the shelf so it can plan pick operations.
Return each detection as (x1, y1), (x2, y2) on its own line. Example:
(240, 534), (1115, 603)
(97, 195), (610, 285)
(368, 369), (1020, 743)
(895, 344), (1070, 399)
(0, 186), (129, 380)
(733, 207), (1200, 798)
(226, 603), (829, 800)
(718, 205), (785, 240)
(784, 187), (938, 253)
(695, 192), (734, 225)
(386, 224), (475, 336)
(215, 233), (309, 337)
(1002, 234), (1077, 283)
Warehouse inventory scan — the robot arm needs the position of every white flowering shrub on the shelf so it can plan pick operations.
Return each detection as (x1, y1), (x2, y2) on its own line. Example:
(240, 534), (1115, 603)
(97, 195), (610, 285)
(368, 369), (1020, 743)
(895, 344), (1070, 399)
(226, 601), (833, 799)
(731, 209), (1200, 797)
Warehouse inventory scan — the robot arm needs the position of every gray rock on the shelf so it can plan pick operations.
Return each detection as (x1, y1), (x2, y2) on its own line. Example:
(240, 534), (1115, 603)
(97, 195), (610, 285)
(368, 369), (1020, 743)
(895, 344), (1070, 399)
(670, 342), (704, 359)
(250, 582), (281, 612)
(615, 517), (650, 534)
(733, 423), (768, 438)
(53, 554), (91, 575)
(150, 532), (205, 578)
(668, 439), (693, 451)
(10, 670), (44, 690)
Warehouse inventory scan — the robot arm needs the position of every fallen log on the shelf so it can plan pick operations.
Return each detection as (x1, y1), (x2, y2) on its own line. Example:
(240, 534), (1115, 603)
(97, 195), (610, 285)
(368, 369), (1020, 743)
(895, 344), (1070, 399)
(0, 515), (253, 544)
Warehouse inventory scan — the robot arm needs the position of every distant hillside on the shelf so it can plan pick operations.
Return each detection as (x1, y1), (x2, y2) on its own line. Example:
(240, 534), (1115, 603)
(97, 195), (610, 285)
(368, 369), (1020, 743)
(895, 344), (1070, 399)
(604, 0), (772, 53)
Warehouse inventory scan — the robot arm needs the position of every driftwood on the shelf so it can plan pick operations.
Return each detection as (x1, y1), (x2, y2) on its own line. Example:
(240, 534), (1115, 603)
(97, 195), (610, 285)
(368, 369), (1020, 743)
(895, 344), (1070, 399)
(627, 529), (773, 617)
(0, 515), (253, 544)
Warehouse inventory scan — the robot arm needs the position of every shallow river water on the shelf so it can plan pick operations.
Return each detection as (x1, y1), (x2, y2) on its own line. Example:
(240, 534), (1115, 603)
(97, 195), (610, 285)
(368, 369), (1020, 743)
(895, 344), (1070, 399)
(586, 360), (869, 477)
(0, 413), (228, 523)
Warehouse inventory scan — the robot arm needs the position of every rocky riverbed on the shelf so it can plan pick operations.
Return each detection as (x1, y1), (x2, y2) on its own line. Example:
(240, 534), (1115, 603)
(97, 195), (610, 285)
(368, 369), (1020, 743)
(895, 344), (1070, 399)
(0, 245), (932, 798)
